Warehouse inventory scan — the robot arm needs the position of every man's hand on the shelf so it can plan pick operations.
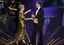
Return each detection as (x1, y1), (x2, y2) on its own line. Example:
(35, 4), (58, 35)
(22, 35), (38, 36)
(14, 9), (17, 11)
(33, 18), (38, 24)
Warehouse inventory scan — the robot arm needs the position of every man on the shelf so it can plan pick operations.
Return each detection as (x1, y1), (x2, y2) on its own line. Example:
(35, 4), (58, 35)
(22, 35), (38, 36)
(31, 2), (44, 45)
(5, 0), (19, 34)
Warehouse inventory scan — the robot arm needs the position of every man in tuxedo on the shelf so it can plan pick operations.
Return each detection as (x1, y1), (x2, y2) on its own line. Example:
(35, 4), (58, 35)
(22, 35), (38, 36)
(31, 2), (44, 45)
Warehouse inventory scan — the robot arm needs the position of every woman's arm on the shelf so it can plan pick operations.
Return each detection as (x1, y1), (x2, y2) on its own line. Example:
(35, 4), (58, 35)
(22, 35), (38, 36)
(24, 18), (33, 20)
(24, 9), (31, 15)
(19, 12), (33, 20)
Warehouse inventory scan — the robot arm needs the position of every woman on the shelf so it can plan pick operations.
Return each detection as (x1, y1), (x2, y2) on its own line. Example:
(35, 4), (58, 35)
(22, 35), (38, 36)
(13, 4), (32, 45)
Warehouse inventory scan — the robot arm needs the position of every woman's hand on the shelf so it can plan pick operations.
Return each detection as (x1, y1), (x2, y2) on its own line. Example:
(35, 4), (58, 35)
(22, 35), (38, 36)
(32, 14), (35, 18)
(27, 9), (31, 13)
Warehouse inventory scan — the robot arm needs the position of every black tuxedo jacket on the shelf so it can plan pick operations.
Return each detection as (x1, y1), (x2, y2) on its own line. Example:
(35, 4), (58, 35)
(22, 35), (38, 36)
(35, 8), (44, 27)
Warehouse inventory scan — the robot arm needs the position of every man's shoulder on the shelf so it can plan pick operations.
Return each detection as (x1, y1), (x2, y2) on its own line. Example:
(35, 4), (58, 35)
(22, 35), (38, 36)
(40, 8), (44, 10)
(39, 8), (44, 12)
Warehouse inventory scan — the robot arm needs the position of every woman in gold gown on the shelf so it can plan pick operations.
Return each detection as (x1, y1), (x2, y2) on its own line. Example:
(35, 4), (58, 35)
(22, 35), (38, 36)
(12, 4), (32, 45)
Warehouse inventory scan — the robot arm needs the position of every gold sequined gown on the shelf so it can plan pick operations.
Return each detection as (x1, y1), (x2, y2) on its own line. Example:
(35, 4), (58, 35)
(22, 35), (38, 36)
(12, 11), (30, 45)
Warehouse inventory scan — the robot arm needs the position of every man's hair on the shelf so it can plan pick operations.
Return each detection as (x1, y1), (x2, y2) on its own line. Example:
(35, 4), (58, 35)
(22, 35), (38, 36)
(36, 2), (41, 5)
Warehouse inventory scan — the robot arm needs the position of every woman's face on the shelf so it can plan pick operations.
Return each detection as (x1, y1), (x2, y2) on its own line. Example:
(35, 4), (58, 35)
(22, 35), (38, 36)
(21, 6), (25, 11)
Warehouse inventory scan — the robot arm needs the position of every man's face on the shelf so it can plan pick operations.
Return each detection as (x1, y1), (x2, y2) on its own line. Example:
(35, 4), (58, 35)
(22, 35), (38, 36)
(36, 3), (39, 8)
(11, 0), (15, 3)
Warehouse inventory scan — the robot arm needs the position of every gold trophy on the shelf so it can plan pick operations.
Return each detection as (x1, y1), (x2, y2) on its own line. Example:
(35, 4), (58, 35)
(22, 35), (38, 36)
(32, 12), (38, 23)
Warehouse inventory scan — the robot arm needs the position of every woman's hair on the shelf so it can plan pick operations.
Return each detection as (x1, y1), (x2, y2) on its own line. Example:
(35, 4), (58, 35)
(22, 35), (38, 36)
(18, 4), (24, 10)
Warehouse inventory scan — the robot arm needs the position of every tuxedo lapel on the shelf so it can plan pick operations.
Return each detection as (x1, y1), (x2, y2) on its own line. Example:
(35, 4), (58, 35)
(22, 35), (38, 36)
(36, 8), (41, 17)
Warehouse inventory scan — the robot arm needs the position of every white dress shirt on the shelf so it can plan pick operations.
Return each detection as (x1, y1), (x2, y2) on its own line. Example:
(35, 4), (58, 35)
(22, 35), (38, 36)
(36, 7), (41, 16)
